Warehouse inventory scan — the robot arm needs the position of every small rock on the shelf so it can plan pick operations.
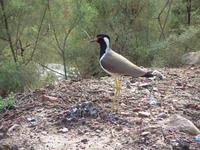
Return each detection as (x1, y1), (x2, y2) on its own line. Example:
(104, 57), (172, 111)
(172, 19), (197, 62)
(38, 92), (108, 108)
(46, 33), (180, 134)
(141, 131), (150, 136)
(170, 139), (179, 147)
(58, 127), (69, 133)
(149, 95), (158, 106)
(161, 114), (200, 135)
(41, 95), (58, 102)
(81, 139), (88, 144)
(152, 70), (165, 80)
(41, 131), (47, 135)
(95, 129), (102, 133)
(157, 112), (168, 119)
(27, 117), (36, 122)
(138, 111), (150, 117)
(27, 117), (39, 127)
(170, 139), (190, 150)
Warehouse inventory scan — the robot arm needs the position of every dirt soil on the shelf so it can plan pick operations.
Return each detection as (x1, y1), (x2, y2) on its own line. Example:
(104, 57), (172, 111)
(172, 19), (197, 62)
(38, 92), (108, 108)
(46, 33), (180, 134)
(0, 66), (200, 150)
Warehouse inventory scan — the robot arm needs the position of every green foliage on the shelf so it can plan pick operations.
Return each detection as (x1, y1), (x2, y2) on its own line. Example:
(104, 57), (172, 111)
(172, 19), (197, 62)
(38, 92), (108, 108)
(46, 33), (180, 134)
(0, 60), (39, 95)
(0, 92), (14, 111)
(0, 0), (200, 87)
(152, 26), (200, 67)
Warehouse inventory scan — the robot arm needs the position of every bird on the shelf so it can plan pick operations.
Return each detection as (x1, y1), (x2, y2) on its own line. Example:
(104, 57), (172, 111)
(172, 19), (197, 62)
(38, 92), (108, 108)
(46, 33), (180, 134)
(90, 34), (155, 112)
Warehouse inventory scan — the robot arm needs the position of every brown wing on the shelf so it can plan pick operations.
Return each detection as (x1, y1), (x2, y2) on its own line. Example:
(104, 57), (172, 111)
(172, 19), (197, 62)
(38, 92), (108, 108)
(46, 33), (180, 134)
(100, 50), (146, 77)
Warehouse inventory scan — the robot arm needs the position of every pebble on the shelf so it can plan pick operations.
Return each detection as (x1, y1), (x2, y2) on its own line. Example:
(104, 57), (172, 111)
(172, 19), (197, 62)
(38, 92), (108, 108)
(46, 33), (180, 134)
(58, 127), (69, 133)
(81, 139), (88, 144)
(27, 117), (36, 122)
(170, 139), (190, 150)
(149, 95), (158, 106)
(138, 111), (151, 117)
(157, 112), (168, 119)
(141, 131), (150, 136)
(41, 131), (48, 135)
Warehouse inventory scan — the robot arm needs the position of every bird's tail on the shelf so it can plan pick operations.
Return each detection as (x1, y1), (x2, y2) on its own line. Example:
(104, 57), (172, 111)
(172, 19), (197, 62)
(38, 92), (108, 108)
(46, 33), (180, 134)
(141, 71), (154, 78)
(141, 70), (165, 80)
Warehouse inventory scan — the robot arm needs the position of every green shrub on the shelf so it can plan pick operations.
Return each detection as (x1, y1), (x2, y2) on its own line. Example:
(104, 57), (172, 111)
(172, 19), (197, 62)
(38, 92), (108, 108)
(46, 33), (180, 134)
(0, 60), (39, 96)
(0, 92), (14, 111)
(152, 26), (200, 67)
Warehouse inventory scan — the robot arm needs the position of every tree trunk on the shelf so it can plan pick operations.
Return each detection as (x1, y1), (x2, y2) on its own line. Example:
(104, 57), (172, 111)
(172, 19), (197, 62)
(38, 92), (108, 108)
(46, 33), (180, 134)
(186, 0), (192, 25)
(62, 51), (68, 80)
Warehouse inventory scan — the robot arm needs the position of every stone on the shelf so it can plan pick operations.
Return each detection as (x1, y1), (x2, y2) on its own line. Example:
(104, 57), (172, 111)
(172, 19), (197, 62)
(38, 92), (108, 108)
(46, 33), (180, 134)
(138, 111), (151, 117)
(181, 51), (200, 65)
(58, 127), (69, 133)
(170, 139), (190, 150)
(152, 70), (166, 80)
(141, 131), (150, 136)
(161, 114), (200, 135)
(41, 95), (58, 102)
(81, 139), (88, 144)
(157, 112), (168, 119)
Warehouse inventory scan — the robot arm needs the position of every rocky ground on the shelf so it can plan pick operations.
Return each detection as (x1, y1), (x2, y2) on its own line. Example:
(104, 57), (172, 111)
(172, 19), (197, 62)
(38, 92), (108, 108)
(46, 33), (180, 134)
(0, 65), (200, 150)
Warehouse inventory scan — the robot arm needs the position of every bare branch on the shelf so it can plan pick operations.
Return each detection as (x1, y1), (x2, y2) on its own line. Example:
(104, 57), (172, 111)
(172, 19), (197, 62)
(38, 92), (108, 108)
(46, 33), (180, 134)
(157, 0), (170, 40)
(63, 26), (75, 49)
(25, 3), (48, 65)
(0, 36), (9, 41)
(83, 30), (91, 39)
(38, 63), (65, 76)
(159, 0), (172, 40)
(0, 0), (17, 62)
(47, 0), (63, 52)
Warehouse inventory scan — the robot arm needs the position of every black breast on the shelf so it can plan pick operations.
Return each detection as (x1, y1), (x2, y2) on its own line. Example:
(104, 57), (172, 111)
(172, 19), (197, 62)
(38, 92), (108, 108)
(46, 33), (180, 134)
(98, 40), (107, 59)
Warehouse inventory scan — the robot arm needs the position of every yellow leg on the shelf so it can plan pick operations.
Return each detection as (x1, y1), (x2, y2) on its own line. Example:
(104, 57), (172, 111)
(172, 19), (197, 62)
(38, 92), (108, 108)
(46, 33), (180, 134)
(112, 77), (121, 112)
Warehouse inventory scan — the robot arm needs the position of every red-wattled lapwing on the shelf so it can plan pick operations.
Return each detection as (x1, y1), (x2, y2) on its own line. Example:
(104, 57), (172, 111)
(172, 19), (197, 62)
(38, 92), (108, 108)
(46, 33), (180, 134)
(90, 34), (156, 112)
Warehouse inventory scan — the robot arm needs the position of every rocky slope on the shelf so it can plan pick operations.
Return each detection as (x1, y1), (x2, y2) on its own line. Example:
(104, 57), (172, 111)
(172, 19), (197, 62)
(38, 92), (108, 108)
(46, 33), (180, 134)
(0, 65), (200, 150)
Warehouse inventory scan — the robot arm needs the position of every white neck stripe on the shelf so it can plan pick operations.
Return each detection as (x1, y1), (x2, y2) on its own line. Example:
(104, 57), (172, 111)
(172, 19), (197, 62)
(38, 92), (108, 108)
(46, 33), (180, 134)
(103, 37), (110, 53)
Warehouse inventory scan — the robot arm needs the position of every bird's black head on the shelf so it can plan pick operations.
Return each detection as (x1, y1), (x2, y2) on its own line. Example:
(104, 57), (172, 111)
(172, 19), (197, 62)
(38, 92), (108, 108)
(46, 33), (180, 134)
(96, 34), (110, 43)
(90, 34), (110, 43)
(90, 34), (111, 59)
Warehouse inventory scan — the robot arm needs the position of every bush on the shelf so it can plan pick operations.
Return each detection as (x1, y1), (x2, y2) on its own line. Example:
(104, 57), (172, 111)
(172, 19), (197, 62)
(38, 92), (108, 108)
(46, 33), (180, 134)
(0, 92), (14, 111)
(152, 26), (200, 67)
(0, 60), (39, 96)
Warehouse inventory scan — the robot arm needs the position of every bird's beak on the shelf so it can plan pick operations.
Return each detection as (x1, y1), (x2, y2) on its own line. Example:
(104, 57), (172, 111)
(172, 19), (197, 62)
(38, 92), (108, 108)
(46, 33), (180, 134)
(89, 37), (97, 42)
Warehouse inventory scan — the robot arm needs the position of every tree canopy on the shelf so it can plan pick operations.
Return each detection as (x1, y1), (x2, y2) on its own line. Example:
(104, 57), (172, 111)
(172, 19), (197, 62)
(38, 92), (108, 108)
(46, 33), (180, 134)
(0, 0), (200, 94)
